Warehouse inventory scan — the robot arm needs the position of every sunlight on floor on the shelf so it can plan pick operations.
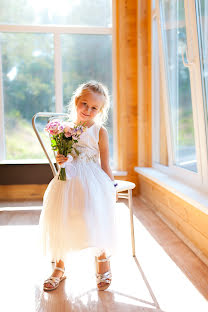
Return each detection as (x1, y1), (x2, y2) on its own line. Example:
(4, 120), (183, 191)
(0, 201), (207, 311)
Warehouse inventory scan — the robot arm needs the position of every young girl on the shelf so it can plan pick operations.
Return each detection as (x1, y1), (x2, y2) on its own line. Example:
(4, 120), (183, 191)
(39, 80), (119, 292)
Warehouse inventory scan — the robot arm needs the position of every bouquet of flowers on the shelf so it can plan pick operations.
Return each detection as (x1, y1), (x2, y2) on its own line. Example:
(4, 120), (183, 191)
(45, 119), (87, 181)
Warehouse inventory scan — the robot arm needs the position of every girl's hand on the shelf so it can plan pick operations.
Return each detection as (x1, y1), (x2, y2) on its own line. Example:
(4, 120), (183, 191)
(56, 152), (68, 165)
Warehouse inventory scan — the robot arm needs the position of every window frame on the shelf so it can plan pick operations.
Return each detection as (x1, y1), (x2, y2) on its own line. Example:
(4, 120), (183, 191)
(152, 0), (208, 193)
(0, 3), (117, 168)
(152, 14), (161, 166)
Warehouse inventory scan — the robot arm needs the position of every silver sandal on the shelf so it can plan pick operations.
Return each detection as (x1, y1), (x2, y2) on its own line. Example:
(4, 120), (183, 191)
(43, 266), (66, 291)
(95, 255), (112, 291)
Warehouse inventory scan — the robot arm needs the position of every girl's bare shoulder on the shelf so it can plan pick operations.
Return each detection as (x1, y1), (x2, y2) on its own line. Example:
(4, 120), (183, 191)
(98, 125), (109, 147)
(99, 125), (108, 136)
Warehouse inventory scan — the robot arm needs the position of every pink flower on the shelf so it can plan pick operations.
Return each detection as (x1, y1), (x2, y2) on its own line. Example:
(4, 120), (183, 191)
(45, 119), (63, 135)
(62, 122), (73, 138)
(65, 130), (73, 138)
(58, 124), (64, 133)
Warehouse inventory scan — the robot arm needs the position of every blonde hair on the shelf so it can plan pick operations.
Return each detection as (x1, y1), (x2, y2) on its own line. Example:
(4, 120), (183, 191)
(67, 80), (110, 126)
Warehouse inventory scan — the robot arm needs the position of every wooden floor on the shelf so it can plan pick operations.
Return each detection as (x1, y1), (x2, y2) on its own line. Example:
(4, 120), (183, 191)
(0, 196), (208, 312)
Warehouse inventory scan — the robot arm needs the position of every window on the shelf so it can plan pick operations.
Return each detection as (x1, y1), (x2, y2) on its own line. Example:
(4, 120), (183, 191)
(0, 0), (115, 167)
(152, 0), (208, 191)
(160, 0), (197, 172)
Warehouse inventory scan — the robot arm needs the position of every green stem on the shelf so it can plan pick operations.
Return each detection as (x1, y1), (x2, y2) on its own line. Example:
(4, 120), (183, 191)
(58, 168), (66, 181)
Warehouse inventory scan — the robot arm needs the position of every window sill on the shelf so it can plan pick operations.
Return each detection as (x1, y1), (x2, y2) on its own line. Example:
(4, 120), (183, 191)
(0, 159), (49, 165)
(134, 166), (208, 215)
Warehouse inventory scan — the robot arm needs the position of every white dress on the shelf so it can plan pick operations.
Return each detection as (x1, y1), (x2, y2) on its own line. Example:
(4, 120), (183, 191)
(38, 123), (118, 262)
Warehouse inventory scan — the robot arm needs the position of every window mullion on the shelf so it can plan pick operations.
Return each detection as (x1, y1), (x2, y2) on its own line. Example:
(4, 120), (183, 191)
(184, 0), (208, 186)
(112, 0), (117, 169)
(152, 15), (160, 164)
(54, 33), (63, 113)
(0, 25), (112, 35)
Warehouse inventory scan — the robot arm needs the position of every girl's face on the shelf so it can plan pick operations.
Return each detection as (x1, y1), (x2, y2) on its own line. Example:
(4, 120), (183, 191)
(75, 91), (103, 124)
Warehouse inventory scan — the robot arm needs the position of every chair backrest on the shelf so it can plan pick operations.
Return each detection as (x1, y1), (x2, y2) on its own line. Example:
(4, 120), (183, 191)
(32, 112), (69, 177)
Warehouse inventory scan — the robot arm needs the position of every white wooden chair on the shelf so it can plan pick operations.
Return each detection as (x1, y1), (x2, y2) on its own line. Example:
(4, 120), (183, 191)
(32, 112), (136, 257)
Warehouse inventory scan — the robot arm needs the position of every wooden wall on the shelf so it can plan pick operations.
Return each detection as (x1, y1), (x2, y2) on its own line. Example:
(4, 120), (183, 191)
(115, 0), (138, 190)
(137, 175), (208, 263)
(137, 0), (152, 168)
(0, 184), (47, 201)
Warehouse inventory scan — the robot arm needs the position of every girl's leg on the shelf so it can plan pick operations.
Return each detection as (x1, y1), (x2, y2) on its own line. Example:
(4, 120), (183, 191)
(96, 248), (111, 273)
(44, 258), (65, 289)
(96, 248), (112, 289)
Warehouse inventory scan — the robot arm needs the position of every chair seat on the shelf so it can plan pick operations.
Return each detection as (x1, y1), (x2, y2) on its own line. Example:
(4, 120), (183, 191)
(115, 180), (136, 192)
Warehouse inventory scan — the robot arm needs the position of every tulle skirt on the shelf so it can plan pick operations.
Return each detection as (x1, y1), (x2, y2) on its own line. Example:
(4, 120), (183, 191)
(38, 159), (118, 262)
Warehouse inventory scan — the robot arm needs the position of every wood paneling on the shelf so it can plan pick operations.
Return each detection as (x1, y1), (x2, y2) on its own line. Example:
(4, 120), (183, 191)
(0, 184), (47, 201)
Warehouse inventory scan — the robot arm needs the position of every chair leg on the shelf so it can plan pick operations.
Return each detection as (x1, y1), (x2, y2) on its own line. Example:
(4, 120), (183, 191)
(128, 189), (136, 257)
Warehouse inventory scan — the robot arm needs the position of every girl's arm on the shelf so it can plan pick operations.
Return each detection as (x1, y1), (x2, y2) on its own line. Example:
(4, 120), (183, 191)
(99, 126), (118, 201)
(98, 126), (114, 181)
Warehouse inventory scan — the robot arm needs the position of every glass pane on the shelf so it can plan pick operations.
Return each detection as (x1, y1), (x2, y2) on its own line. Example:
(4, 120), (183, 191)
(160, 0), (197, 172)
(1, 33), (55, 160)
(152, 19), (168, 166)
(61, 34), (114, 166)
(159, 68), (169, 166)
(196, 0), (208, 150)
(0, 0), (112, 27)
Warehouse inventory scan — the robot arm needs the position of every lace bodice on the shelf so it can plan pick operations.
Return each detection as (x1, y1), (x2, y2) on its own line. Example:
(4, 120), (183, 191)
(71, 123), (101, 163)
